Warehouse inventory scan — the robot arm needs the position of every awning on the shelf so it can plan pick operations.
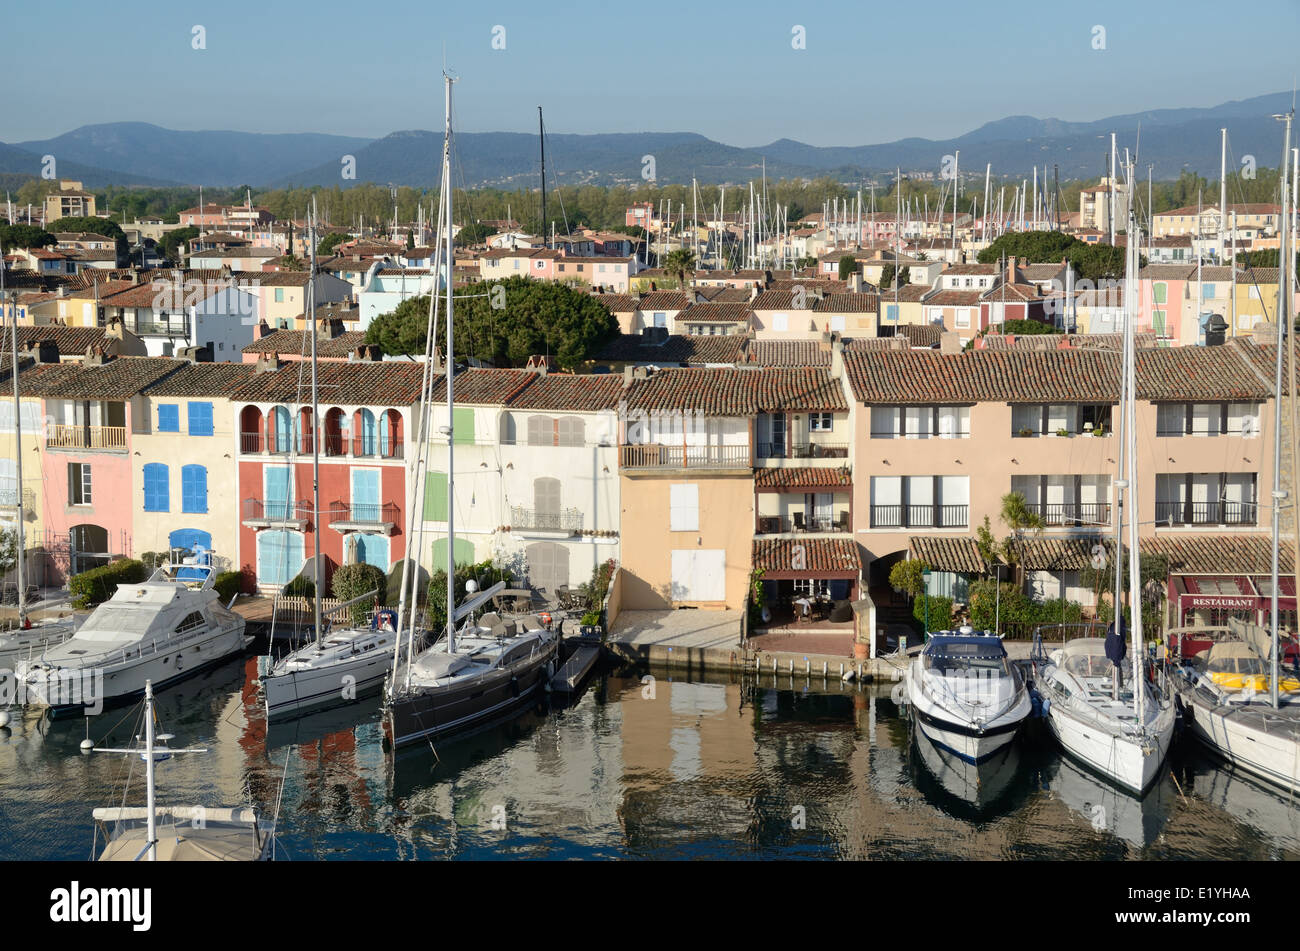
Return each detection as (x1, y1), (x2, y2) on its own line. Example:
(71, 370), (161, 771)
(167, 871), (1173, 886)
(753, 538), (863, 580)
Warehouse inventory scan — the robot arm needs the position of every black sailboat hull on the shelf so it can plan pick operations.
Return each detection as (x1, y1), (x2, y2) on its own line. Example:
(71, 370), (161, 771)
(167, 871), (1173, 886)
(383, 639), (559, 747)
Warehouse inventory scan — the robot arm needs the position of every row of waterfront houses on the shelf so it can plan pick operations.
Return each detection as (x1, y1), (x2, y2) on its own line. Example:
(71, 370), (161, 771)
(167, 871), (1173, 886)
(0, 332), (1294, 636)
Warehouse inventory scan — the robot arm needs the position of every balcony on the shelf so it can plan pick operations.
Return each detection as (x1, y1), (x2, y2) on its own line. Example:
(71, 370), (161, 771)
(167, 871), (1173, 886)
(129, 317), (191, 337)
(620, 444), (750, 470)
(240, 430), (403, 459)
(509, 506), (583, 533)
(870, 504), (968, 529)
(1155, 501), (1257, 527)
(329, 500), (399, 534)
(755, 442), (849, 460)
(241, 498), (311, 530)
(0, 487), (36, 509)
(1025, 502), (1111, 527)
(756, 513), (851, 534)
(46, 424), (127, 451)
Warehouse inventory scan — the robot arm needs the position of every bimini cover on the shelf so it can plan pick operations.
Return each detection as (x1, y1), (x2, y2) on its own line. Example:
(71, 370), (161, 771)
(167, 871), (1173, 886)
(1206, 640), (1265, 674)
(923, 636), (1007, 659)
(1061, 638), (1113, 678)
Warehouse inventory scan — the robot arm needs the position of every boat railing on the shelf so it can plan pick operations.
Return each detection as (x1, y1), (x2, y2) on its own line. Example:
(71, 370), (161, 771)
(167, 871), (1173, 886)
(146, 562), (218, 591)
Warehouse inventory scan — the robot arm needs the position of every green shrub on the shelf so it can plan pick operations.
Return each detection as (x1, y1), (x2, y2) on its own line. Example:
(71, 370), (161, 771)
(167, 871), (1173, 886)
(213, 571), (243, 602)
(577, 558), (617, 612)
(282, 574), (315, 598)
(580, 610), (601, 627)
(332, 563), (387, 625)
(967, 579), (1084, 636)
(912, 594), (954, 634)
(426, 559), (510, 637)
(69, 558), (148, 610)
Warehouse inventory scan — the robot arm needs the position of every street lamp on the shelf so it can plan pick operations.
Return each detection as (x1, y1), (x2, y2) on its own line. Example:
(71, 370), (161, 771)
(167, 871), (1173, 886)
(921, 568), (932, 639)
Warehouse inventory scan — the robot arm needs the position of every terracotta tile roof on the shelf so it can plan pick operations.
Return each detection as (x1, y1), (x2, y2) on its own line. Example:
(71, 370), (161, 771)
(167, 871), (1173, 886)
(891, 284), (935, 303)
(591, 293), (637, 312)
(1147, 534), (1294, 575)
(432, 368), (537, 406)
(593, 333), (746, 365)
(228, 361), (428, 406)
(814, 292), (879, 313)
(844, 337), (908, 352)
(20, 356), (183, 399)
(980, 283), (1042, 302)
(1019, 263), (1068, 280)
(751, 289), (807, 311)
(15, 326), (110, 354)
(752, 537), (863, 575)
(637, 291), (691, 311)
(1019, 536), (1113, 571)
(844, 344), (1270, 404)
(895, 324), (942, 347)
(907, 536), (986, 574)
(694, 286), (752, 302)
(924, 289), (985, 307)
(241, 330), (369, 358)
(754, 466), (852, 489)
(624, 367), (847, 414)
(942, 263), (998, 275)
(745, 340), (832, 367)
(1140, 264), (1197, 281)
(141, 362), (254, 397)
(503, 374), (623, 411)
(677, 301), (751, 324)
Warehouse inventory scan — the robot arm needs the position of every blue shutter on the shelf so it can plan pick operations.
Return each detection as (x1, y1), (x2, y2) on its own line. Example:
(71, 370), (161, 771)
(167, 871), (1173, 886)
(258, 530), (303, 585)
(143, 463), (169, 512)
(273, 407), (291, 452)
(182, 465), (207, 513)
(266, 466), (290, 520)
(188, 402), (213, 436)
(158, 405), (180, 432)
(352, 469), (380, 521)
(356, 533), (389, 571)
(360, 410), (377, 455)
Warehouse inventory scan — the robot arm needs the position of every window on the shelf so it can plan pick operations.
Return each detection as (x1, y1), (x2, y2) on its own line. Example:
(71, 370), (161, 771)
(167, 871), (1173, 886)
(669, 483), (699, 531)
(181, 465), (207, 514)
(175, 611), (205, 634)
(527, 415), (553, 446)
(143, 463), (169, 511)
(885, 304), (899, 322)
(773, 313), (788, 332)
(955, 308), (971, 329)
(257, 530), (304, 585)
(1153, 283), (1167, 304)
(0, 401), (40, 433)
(68, 463), (91, 505)
(424, 471), (448, 521)
(653, 312), (667, 328)
(274, 288), (285, 303)
(187, 402), (213, 436)
(534, 477), (561, 518)
(453, 407), (476, 445)
(157, 404), (180, 432)
(830, 315), (846, 332)
(809, 413), (833, 431)
(1204, 283), (1216, 298)
(557, 416), (585, 446)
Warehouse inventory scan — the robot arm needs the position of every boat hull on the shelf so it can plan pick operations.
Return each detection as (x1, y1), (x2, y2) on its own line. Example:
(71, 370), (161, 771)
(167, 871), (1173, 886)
(1178, 688), (1300, 794)
(262, 650), (395, 719)
(20, 628), (250, 717)
(911, 705), (1022, 764)
(1043, 700), (1173, 796)
(384, 638), (557, 747)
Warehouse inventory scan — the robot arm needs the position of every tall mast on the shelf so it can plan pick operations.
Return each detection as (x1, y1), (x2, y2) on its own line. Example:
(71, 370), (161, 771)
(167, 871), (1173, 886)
(1270, 109), (1293, 710)
(144, 681), (158, 861)
(4, 262), (24, 626)
(951, 149), (959, 251)
(309, 199), (323, 650)
(446, 75), (458, 654)
(1220, 127), (1228, 262)
(1124, 166), (1144, 723)
(538, 106), (546, 249)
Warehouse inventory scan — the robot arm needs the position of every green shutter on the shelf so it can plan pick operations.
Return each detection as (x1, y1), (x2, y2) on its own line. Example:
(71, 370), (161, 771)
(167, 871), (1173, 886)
(453, 407), (476, 445)
(431, 536), (475, 569)
(424, 471), (448, 520)
(1153, 282), (1167, 304)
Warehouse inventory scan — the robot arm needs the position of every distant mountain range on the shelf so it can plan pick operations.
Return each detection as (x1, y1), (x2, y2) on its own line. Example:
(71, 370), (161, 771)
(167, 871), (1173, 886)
(0, 92), (1293, 191)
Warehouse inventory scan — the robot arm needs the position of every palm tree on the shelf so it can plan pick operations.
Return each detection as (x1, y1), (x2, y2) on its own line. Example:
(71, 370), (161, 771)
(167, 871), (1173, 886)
(999, 491), (1044, 589)
(662, 248), (696, 291)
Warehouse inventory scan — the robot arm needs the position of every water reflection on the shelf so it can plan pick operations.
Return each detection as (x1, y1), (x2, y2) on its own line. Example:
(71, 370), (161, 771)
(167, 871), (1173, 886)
(3, 660), (1300, 860)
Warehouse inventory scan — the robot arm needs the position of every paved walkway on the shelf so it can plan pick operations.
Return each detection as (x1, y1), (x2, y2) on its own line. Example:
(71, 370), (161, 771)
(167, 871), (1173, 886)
(609, 609), (743, 653)
(748, 629), (855, 656)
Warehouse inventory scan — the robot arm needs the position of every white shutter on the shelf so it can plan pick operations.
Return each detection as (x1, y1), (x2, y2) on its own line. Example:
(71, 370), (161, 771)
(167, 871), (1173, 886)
(905, 406), (931, 439)
(871, 407), (900, 438)
(1157, 403), (1183, 435)
(872, 476), (901, 506)
(669, 483), (699, 531)
(672, 550), (724, 601)
(773, 313), (788, 332)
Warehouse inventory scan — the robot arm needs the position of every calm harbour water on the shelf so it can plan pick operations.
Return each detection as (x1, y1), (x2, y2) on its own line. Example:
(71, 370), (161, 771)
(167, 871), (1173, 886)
(1, 652), (1298, 861)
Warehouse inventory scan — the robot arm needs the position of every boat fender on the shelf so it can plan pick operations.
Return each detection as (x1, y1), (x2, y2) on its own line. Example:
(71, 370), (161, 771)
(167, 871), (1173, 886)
(175, 654), (184, 672)
(510, 676), (520, 697)
(1041, 697), (1050, 718)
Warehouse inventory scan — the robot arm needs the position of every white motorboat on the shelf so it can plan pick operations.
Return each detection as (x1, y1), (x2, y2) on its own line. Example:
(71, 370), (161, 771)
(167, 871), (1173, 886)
(0, 616), (81, 670)
(905, 626), (1031, 764)
(16, 563), (250, 716)
(1034, 637), (1175, 795)
(91, 680), (275, 861)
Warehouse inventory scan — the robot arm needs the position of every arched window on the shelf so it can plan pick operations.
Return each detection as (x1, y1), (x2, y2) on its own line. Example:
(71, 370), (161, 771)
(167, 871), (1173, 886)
(324, 408), (347, 456)
(297, 407), (314, 454)
(270, 406), (292, 453)
(240, 405), (264, 452)
(380, 410), (403, 457)
(181, 465), (207, 514)
(257, 529), (304, 586)
(142, 463), (169, 512)
(356, 409), (377, 456)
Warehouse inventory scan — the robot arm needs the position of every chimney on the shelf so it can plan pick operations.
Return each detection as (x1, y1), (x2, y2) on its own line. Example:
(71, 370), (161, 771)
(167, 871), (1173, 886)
(830, 336), (845, 379)
(939, 332), (963, 354)
(254, 353), (280, 373)
(84, 344), (113, 366)
(35, 339), (60, 364)
(849, 273), (862, 293)
(177, 344), (211, 363)
(749, 285), (759, 301)
(623, 365), (634, 387)
(318, 317), (345, 340)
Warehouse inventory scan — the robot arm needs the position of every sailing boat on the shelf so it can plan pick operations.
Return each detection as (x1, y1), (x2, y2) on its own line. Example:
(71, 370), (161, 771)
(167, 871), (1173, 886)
(90, 679), (275, 860)
(383, 75), (559, 750)
(1171, 110), (1300, 794)
(1032, 162), (1176, 795)
(0, 258), (78, 668)
(258, 203), (404, 719)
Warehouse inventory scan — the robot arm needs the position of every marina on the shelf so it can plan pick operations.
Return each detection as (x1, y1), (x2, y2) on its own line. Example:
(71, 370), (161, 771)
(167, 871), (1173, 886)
(1, 651), (1298, 861)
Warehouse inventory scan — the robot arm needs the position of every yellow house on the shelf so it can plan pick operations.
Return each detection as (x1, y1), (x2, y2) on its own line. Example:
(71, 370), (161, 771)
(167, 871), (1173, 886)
(0, 356), (53, 584)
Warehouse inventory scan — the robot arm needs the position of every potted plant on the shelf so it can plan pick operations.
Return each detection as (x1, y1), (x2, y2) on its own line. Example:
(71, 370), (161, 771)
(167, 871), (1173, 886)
(1056, 427), (1069, 437)
(579, 609), (603, 638)
(1093, 423), (1107, 436)
(1017, 427), (1034, 438)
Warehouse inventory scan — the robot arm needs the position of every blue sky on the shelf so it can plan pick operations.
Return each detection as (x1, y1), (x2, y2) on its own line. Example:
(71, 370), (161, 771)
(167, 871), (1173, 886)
(5, 0), (1297, 146)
